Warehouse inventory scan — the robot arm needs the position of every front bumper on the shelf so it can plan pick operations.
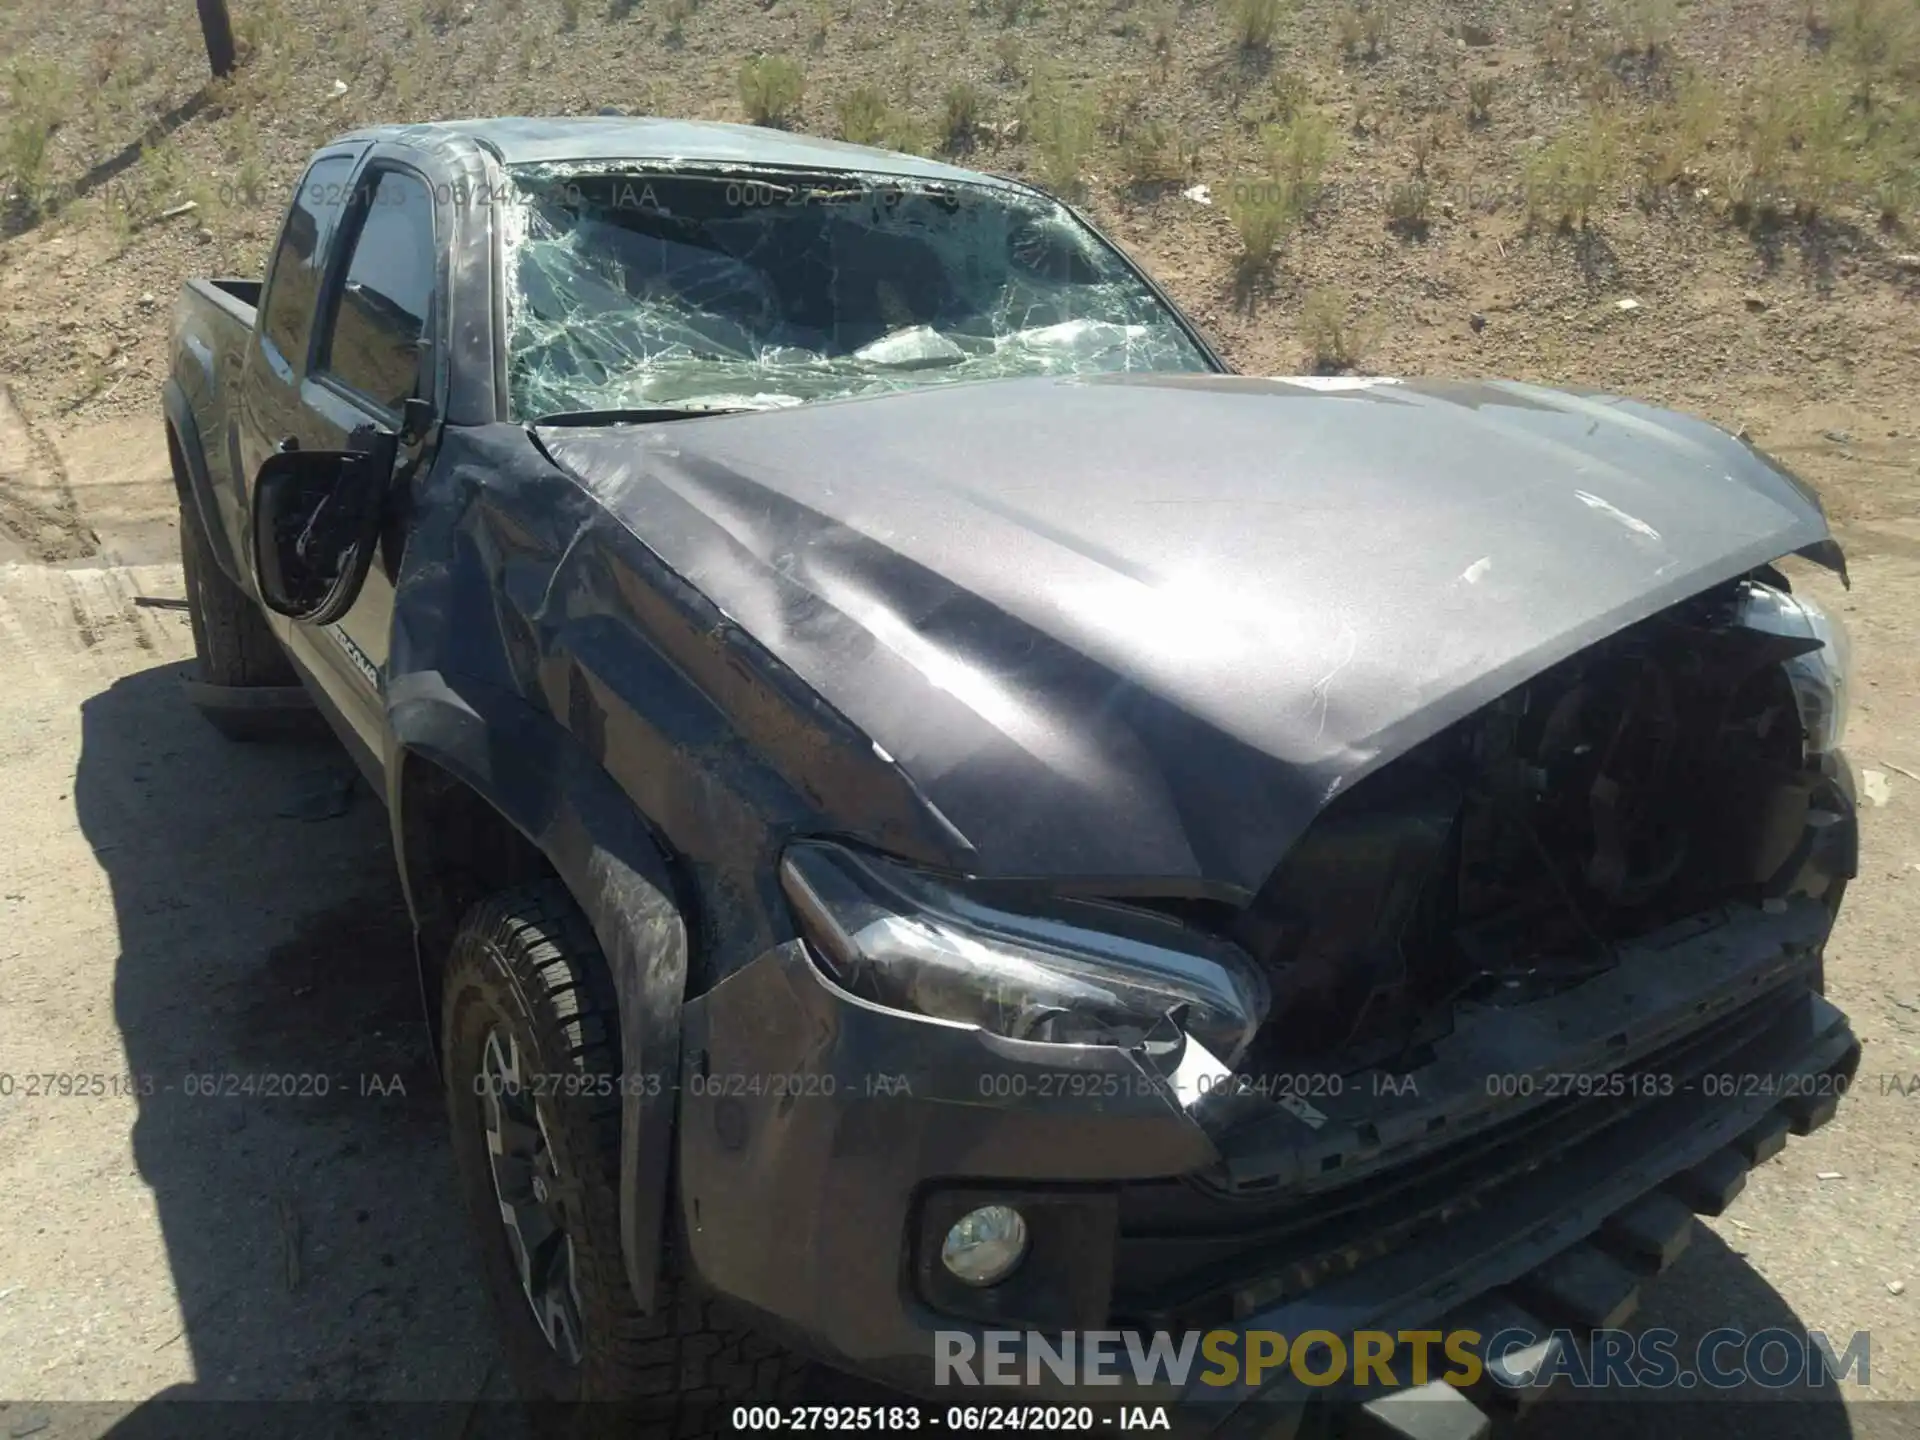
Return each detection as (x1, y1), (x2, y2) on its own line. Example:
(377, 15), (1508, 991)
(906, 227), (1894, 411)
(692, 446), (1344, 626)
(673, 897), (1858, 1427)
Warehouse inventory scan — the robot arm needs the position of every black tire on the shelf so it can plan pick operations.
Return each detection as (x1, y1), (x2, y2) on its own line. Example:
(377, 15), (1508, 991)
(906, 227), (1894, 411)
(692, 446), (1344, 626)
(178, 490), (294, 690)
(177, 485), (310, 741)
(442, 881), (807, 1433)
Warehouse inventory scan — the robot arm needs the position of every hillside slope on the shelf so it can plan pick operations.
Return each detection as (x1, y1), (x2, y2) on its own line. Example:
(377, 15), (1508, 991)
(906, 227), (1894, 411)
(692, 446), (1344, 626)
(2, 0), (1916, 543)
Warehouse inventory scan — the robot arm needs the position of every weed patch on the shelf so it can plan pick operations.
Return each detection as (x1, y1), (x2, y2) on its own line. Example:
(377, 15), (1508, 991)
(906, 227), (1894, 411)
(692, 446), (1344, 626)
(739, 55), (806, 126)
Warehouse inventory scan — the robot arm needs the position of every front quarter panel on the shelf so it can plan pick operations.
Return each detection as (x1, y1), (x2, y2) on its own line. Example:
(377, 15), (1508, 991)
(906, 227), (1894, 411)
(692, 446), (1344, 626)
(386, 422), (979, 1302)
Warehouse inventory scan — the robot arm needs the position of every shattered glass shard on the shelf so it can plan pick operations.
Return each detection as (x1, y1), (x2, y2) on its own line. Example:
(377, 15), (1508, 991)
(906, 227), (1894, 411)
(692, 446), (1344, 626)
(853, 325), (967, 369)
(501, 166), (1212, 419)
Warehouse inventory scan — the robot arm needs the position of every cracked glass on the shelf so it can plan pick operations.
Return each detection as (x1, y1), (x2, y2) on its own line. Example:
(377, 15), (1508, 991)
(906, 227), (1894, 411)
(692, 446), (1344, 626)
(501, 167), (1213, 419)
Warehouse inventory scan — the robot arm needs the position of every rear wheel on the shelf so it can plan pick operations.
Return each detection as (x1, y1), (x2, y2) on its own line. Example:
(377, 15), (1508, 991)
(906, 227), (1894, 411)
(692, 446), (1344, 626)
(441, 881), (808, 1431)
(176, 483), (312, 740)
(178, 489), (292, 689)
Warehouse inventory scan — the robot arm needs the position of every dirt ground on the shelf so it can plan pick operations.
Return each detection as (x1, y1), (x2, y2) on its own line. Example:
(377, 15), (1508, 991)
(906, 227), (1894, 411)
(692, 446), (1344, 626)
(0, 400), (509, 1437)
(0, 388), (1914, 1439)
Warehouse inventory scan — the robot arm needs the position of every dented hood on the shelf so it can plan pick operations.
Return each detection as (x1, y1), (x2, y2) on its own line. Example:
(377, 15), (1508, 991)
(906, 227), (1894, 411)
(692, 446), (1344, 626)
(538, 373), (1834, 897)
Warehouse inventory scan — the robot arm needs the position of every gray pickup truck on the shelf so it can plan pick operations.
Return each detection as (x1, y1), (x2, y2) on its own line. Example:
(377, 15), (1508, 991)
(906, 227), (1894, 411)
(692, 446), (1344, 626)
(164, 116), (1861, 1435)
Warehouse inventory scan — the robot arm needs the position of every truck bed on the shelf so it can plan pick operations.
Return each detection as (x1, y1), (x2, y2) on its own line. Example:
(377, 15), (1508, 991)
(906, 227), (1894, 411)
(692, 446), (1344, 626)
(174, 278), (260, 377)
(167, 277), (266, 588)
(191, 276), (261, 323)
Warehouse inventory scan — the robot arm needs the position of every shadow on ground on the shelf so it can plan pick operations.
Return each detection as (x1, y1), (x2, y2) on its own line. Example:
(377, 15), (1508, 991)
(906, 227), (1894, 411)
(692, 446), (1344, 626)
(62, 660), (1870, 1440)
(70, 659), (514, 1438)
(1534, 1222), (1862, 1440)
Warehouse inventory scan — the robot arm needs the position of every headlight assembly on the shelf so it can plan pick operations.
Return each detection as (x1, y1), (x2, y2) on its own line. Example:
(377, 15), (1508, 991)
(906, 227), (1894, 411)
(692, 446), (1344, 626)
(1732, 579), (1851, 756)
(779, 841), (1270, 1065)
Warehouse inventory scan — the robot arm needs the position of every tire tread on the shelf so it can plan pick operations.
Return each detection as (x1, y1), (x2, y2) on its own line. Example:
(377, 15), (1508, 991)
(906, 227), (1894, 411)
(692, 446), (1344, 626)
(445, 881), (808, 1432)
(178, 491), (296, 692)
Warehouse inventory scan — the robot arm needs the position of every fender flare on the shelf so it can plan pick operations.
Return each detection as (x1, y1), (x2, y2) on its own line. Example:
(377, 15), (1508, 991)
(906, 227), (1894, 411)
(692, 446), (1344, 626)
(385, 667), (686, 1313)
(161, 377), (245, 587)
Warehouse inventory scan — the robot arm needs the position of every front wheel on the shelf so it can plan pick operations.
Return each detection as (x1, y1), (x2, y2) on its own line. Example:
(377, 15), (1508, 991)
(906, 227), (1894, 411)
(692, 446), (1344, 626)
(441, 881), (807, 1428)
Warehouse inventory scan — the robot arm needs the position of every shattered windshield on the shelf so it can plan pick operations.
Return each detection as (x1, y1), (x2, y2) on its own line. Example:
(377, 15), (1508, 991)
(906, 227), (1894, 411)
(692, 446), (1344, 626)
(503, 166), (1214, 418)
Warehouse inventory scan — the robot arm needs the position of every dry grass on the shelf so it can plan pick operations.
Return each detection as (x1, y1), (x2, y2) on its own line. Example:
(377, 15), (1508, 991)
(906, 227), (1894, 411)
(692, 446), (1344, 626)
(1536, 10), (1578, 72)
(1022, 69), (1097, 198)
(1832, 0), (1920, 102)
(1100, 73), (1148, 138)
(1636, 70), (1722, 189)
(1, 0), (1918, 432)
(1409, 117), (1438, 176)
(1229, 0), (1287, 54)
(1118, 117), (1189, 186)
(86, 46), (143, 149)
(1264, 106), (1337, 213)
(1225, 180), (1297, 278)
(1386, 174), (1433, 232)
(1870, 158), (1918, 227)
(1526, 109), (1627, 230)
(234, 0), (294, 60)
(1609, 0), (1678, 59)
(1617, 50), (1919, 232)
(836, 85), (891, 143)
(1467, 76), (1495, 125)
(1298, 285), (1379, 371)
(222, 114), (267, 201)
(1335, 8), (1367, 58)
(940, 82), (982, 152)
(885, 114), (934, 156)
(833, 83), (941, 153)
(3, 59), (69, 217)
(1337, 4), (1391, 62)
(1362, 2), (1393, 59)
(86, 36), (124, 92)
(1722, 62), (1857, 224)
(1267, 69), (1311, 121)
(739, 54), (806, 127)
(1148, 7), (1177, 81)
(1862, 83), (1920, 224)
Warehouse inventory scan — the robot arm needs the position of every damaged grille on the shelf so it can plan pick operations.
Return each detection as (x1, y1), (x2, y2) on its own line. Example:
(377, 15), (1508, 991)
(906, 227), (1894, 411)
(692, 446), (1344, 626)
(1112, 976), (1845, 1328)
(1100, 571), (1856, 1330)
(1231, 574), (1842, 1075)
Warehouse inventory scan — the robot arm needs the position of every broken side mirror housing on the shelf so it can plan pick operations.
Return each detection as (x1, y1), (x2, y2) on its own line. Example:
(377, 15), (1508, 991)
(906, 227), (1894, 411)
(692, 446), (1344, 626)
(251, 433), (396, 625)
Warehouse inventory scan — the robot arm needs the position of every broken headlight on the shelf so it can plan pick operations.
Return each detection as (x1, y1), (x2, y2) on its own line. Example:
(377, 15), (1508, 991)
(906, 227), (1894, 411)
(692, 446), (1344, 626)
(1733, 580), (1851, 755)
(779, 841), (1270, 1065)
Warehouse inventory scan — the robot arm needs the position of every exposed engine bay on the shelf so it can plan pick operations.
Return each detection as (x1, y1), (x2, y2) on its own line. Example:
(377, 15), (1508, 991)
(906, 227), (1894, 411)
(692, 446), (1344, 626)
(1233, 570), (1854, 1076)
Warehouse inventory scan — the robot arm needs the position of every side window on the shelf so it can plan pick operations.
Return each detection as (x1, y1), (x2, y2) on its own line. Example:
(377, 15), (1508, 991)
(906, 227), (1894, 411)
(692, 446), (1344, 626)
(316, 170), (437, 413)
(260, 156), (355, 371)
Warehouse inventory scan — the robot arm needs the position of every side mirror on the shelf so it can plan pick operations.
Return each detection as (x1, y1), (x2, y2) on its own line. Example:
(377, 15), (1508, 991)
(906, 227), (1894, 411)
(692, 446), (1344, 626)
(251, 434), (396, 624)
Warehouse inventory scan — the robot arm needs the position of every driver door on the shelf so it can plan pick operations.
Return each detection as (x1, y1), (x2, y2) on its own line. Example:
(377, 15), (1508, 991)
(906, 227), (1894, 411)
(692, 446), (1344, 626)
(278, 162), (440, 774)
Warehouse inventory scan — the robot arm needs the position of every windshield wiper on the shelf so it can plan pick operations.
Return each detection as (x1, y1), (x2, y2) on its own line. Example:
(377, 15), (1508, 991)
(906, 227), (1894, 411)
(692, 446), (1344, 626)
(533, 406), (750, 427)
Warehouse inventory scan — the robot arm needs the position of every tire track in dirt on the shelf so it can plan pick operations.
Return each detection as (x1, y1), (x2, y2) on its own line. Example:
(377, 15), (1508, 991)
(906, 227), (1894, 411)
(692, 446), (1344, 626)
(0, 562), (189, 696)
(0, 381), (99, 564)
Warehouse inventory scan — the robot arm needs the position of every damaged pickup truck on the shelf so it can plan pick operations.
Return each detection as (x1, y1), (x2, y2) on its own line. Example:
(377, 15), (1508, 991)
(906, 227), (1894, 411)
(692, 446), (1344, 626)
(163, 117), (1860, 1434)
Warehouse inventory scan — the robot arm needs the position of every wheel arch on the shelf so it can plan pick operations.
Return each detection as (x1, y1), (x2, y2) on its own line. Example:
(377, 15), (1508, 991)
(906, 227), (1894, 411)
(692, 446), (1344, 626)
(386, 666), (690, 1314)
(161, 378), (245, 586)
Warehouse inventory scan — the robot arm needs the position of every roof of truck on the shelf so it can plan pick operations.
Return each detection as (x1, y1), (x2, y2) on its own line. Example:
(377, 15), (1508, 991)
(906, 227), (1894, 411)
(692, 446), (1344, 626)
(338, 115), (1011, 188)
